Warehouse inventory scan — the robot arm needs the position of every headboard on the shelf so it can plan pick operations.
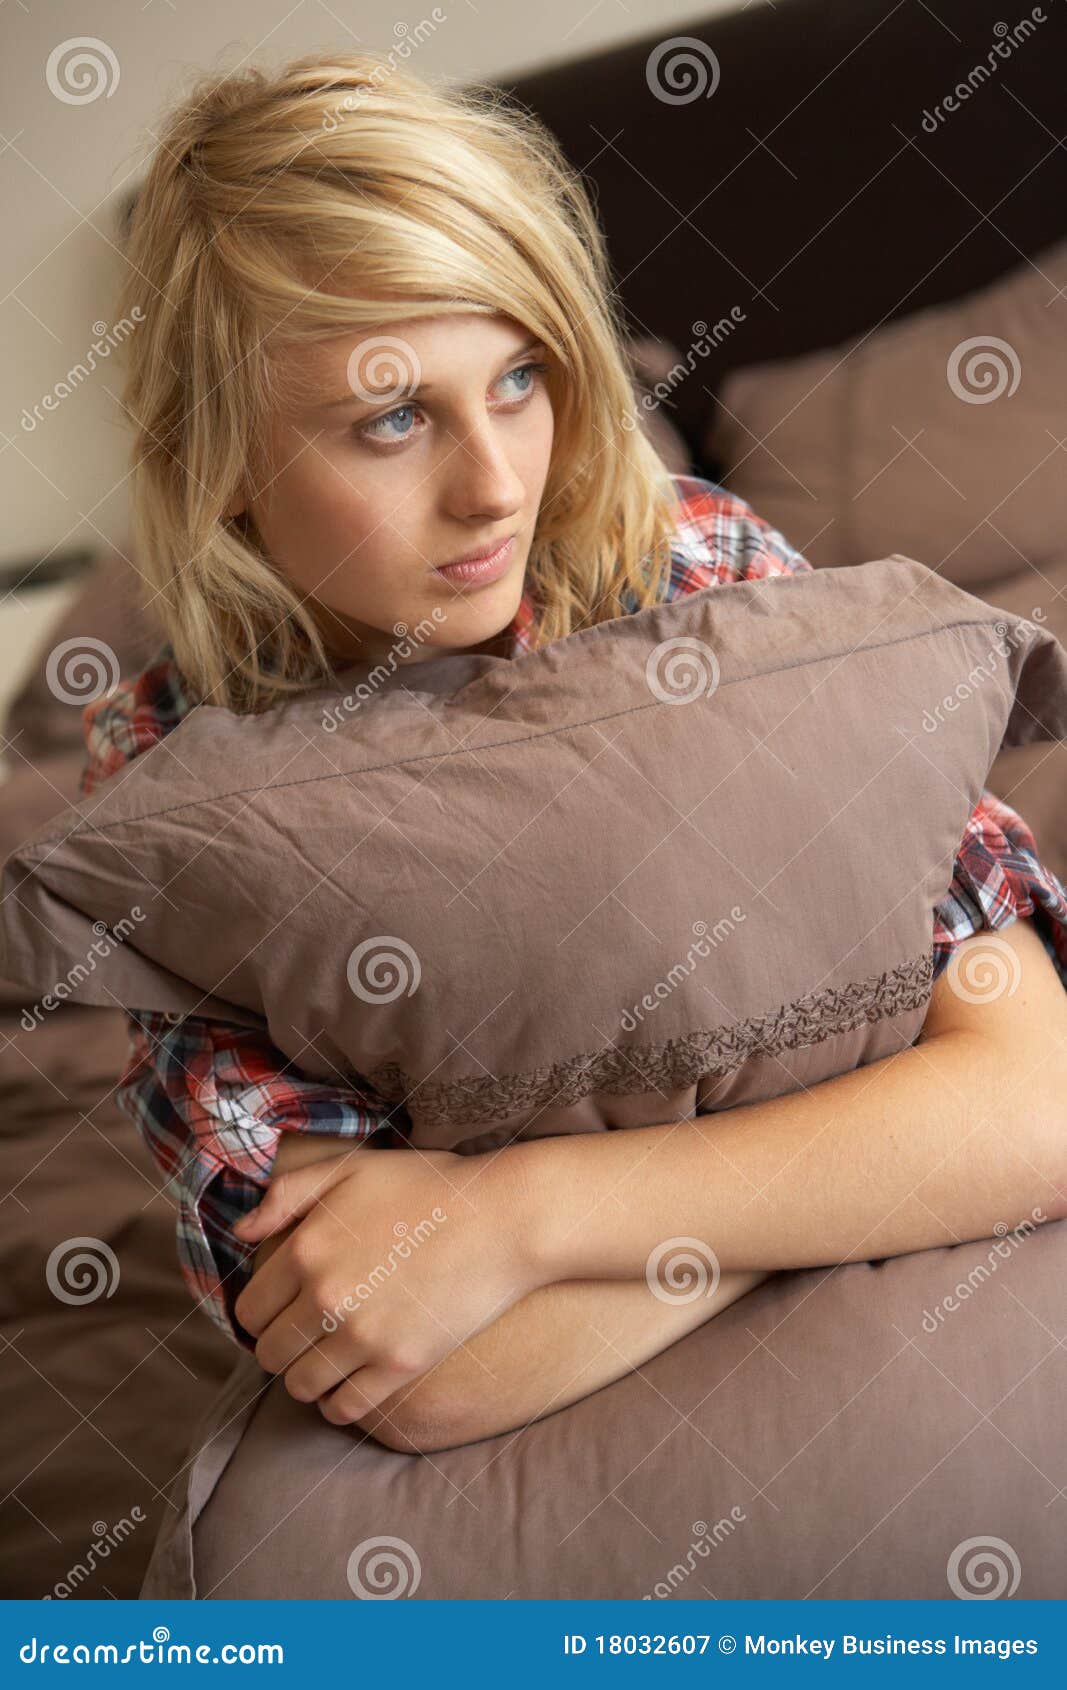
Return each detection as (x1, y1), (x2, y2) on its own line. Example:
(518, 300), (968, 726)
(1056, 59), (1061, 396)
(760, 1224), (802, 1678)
(502, 0), (1067, 472)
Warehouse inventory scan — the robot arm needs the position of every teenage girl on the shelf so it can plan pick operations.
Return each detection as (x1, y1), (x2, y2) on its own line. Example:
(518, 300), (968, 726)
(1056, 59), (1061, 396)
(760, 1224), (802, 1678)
(84, 50), (1067, 1453)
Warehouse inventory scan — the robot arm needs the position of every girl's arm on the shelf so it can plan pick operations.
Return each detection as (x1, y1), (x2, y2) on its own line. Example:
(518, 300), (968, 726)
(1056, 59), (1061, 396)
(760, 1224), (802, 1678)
(357, 1269), (770, 1454)
(254, 1199), (769, 1458)
(260, 918), (1066, 1453)
(257, 1128), (773, 1451)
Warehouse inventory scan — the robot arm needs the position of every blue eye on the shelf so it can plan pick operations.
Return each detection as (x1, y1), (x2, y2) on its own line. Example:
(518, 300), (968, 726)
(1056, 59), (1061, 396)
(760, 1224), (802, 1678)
(357, 359), (547, 445)
(500, 363), (536, 396)
(362, 403), (417, 442)
(500, 359), (549, 395)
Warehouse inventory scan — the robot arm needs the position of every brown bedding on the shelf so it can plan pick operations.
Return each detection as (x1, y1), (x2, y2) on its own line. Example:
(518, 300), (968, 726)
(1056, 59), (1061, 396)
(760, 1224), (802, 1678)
(0, 556), (234, 1599)
(0, 1002), (235, 1598)
(141, 1218), (1067, 1599)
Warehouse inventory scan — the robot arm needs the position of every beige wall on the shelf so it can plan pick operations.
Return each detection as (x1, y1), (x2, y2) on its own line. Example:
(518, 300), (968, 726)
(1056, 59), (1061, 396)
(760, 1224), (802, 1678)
(0, 0), (746, 583)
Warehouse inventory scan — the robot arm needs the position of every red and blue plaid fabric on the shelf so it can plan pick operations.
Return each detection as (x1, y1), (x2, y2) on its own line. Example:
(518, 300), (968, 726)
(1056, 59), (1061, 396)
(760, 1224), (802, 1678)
(77, 475), (1067, 1350)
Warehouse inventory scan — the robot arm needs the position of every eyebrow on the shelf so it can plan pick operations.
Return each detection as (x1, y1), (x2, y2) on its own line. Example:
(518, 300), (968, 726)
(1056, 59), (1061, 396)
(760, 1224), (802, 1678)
(315, 336), (547, 411)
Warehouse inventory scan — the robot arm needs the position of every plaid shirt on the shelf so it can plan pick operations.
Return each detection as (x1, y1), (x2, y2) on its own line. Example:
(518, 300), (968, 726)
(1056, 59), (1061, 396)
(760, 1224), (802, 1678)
(78, 475), (1067, 1351)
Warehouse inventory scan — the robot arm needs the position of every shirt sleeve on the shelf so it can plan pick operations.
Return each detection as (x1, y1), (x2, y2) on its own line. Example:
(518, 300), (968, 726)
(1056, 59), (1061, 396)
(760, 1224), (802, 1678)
(114, 1008), (404, 1352)
(932, 789), (1067, 988)
(669, 473), (816, 584)
(78, 648), (185, 800)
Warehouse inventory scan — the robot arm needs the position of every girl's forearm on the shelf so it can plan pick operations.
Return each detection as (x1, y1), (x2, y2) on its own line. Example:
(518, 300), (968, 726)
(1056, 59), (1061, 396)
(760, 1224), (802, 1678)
(253, 1189), (770, 1449)
(364, 1267), (772, 1452)
(255, 1129), (771, 1449)
(512, 1025), (1067, 1286)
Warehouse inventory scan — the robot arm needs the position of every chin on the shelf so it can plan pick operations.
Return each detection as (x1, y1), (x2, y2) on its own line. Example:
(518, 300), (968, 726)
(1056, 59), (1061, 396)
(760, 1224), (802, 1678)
(433, 583), (523, 643)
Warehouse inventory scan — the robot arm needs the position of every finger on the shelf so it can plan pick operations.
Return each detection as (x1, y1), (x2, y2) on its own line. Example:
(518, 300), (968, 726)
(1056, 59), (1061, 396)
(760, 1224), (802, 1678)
(233, 1241), (305, 1342)
(234, 1153), (352, 1239)
(255, 1306), (330, 1376)
(255, 1278), (368, 1376)
(318, 1365), (414, 1426)
(233, 1165), (330, 1240)
(283, 1322), (370, 1403)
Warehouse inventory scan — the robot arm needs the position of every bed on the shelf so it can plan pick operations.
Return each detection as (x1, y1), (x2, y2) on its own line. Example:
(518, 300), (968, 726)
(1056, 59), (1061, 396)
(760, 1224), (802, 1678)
(2, 0), (1065, 1599)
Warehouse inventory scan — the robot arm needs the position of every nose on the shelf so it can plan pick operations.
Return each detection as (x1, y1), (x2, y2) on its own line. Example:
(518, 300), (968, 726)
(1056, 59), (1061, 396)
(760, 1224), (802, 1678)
(442, 409), (525, 522)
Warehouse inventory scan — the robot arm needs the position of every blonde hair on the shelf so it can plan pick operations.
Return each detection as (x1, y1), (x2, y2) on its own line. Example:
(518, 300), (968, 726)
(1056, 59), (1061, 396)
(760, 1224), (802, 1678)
(115, 48), (682, 713)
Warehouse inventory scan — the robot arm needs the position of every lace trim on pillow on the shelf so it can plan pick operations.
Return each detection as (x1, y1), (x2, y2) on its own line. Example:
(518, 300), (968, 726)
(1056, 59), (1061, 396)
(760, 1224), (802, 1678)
(363, 950), (934, 1129)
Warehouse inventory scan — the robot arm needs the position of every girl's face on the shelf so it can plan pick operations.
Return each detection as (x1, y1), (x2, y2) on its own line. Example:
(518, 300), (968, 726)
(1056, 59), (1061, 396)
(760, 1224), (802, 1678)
(229, 312), (555, 666)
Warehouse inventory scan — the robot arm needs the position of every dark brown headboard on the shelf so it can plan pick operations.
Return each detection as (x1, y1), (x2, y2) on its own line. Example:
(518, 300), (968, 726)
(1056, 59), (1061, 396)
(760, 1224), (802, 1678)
(502, 0), (1067, 475)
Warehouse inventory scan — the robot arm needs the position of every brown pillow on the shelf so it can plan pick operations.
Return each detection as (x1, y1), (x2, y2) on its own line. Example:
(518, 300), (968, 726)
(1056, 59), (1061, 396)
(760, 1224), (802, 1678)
(705, 239), (1067, 589)
(138, 1213), (1067, 1599)
(1, 554), (1065, 1155)
(0, 751), (87, 1012)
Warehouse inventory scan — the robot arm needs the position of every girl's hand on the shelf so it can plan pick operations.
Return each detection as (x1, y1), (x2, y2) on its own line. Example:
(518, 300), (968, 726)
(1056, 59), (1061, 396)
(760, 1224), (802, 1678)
(231, 1143), (542, 1423)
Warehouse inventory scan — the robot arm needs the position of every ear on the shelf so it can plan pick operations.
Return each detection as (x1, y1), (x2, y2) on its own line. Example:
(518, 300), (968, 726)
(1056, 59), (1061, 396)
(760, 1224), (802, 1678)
(226, 490), (247, 520)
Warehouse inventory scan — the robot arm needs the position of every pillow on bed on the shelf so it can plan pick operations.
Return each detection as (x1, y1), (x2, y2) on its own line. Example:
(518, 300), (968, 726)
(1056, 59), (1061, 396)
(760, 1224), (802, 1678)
(704, 237), (1067, 589)
(1, 554), (1065, 1155)
(138, 1213), (1067, 1599)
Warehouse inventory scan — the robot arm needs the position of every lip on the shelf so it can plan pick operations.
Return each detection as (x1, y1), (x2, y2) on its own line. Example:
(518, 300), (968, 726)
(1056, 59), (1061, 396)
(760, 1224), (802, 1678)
(434, 535), (516, 586)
